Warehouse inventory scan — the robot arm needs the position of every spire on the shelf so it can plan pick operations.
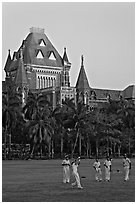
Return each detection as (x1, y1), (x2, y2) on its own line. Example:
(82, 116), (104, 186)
(4, 49), (12, 75)
(15, 48), (28, 86)
(81, 55), (84, 67)
(62, 47), (70, 64)
(76, 55), (90, 89)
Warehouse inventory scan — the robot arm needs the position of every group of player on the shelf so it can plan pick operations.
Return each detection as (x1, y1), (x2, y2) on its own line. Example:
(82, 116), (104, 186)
(62, 154), (131, 189)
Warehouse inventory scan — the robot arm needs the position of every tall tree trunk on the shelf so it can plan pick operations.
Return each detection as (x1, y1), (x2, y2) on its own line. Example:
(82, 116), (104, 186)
(72, 129), (79, 157)
(79, 135), (81, 156)
(86, 140), (89, 158)
(48, 140), (51, 159)
(8, 133), (11, 159)
(128, 129), (131, 155)
(4, 128), (7, 160)
(113, 142), (116, 157)
(31, 144), (35, 157)
(118, 144), (121, 157)
(61, 136), (63, 158)
(106, 137), (109, 156)
(110, 140), (113, 156)
(51, 140), (54, 159)
(96, 139), (99, 157)
(89, 144), (92, 157)
(40, 144), (42, 158)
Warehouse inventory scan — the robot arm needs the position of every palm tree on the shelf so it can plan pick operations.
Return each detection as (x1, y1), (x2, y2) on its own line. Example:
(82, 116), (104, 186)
(25, 117), (52, 158)
(117, 99), (135, 155)
(2, 85), (21, 159)
(65, 101), (89, 157)
(23, 91), (50, 120)
(23, 91), (53, 158)
(52, 101), (71, 157)
(53, 98), (82, 157)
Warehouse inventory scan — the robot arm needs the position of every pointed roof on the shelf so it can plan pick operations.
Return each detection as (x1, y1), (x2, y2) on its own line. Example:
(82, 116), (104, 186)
(63, 47), (69, 63)
(19, 27), (63, 68)
(15, 49), (28, 86)
(76, 55), (90, 90)
(7, 28), (64, 71)
(4, 49), (11, 73)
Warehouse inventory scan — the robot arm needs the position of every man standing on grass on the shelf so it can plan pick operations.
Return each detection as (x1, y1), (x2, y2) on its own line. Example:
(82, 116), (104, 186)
(123, 154), (131, 181)
(62, 155), (71, 183)
(71, 157), (83, 189)
(93, 158), (102, 182)
(104, 156), (112, 181)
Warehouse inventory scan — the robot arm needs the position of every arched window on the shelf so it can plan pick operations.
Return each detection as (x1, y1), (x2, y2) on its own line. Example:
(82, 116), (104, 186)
(43, 77), (45, 88)
(38, 76), (40, 89)
(48, 78), (50, 87)
(41, 76), (43, 89)
(46, 77), (48, 88)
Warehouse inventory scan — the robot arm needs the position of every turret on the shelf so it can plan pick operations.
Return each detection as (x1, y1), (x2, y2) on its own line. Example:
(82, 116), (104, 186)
(15, 48), (29, 106)
(76, 55), (90, 104)
(61, 47), (71, 87)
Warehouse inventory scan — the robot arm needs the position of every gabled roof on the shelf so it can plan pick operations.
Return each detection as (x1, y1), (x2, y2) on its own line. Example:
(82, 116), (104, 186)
(15, 49), (28, 86)
(19, 27), (63, 68)
(122, 85), (135, 99)
(4, 50), (11, 73)
(7, 28), (64, 71)
(93, 88), (122, 100)
(76, 55), (90, 90)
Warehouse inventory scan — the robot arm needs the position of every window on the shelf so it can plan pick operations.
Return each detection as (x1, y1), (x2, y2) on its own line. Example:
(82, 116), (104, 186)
(48, 51), (56, 60)
(39, 39), (46, 46)
(36, 50), (44, 59)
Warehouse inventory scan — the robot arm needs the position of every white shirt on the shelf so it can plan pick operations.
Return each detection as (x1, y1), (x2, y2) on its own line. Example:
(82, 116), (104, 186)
(62, 159), (70, 167)
(72, 162), (78, 173)
(104, 160), (111, 169)
(123, 158), (131, 167)
(93, 161), (101, 169)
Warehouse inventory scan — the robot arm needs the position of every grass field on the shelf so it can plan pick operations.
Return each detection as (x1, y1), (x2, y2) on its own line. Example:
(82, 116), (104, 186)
(2, 158), (135, 202)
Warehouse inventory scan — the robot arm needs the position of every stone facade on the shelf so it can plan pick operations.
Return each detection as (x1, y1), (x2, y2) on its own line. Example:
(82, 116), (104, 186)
(3, 27), (135, 108)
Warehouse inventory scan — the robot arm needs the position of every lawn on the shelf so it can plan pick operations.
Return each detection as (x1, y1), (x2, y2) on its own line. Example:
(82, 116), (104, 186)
(2, 158), (135, 202)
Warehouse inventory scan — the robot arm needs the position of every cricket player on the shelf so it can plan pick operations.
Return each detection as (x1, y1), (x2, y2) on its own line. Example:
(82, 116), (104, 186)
(62, 155), (71, 183)
(71, 157), (83, 189)
(123, 154), (131, 181)
(104, 156), (112, 181)
(93, 158), (102, 181)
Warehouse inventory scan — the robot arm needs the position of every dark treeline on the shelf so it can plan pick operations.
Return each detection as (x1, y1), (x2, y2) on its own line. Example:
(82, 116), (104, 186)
(2, 87), (135, 160)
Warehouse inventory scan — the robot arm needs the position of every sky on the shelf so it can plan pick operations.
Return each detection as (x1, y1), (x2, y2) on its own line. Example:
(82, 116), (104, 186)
(2, 2), (135, 90)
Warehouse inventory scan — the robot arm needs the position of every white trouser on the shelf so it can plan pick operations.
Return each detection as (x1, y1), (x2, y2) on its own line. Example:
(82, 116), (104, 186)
(95, 168), (102, 181)
(105, 167), (110, 181)
(63, 166), (70, 183)
(124, 166), (130, 181)
(72, 171), (82, 188)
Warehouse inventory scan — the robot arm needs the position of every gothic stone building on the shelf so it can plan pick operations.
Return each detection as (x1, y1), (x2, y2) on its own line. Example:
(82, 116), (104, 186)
(3, 27), (135, 109)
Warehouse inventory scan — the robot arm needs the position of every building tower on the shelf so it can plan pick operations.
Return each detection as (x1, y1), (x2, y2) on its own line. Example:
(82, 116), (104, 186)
(15, 48), (29, 106)
(3, 27), (77, 108)
(76, 55), (90, 104)
(62, 47), (71, 87)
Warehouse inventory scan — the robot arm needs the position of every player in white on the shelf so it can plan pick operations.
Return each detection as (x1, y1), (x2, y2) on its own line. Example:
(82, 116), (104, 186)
(93, 158), (102, 182)
(62, 155), (71, 183)
(71, 157), (83, 189)
(104, 156), (112, 181)
(123, 154), (131, 181)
